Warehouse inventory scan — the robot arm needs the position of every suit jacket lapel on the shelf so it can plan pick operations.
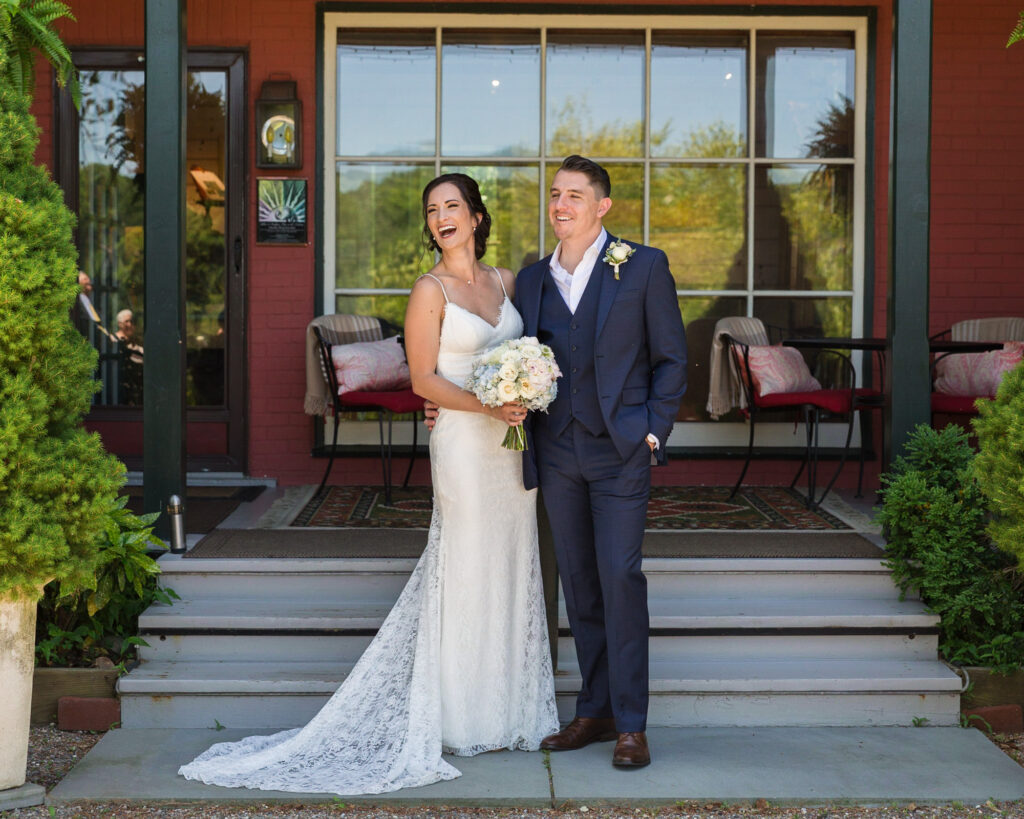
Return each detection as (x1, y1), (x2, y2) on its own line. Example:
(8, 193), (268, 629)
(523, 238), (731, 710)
(594, 232), (620, 339)
(521, 257), (550, 336)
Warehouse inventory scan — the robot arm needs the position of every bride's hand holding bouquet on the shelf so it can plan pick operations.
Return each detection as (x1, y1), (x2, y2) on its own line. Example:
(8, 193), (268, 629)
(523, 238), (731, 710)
(464, 337), (562, 450)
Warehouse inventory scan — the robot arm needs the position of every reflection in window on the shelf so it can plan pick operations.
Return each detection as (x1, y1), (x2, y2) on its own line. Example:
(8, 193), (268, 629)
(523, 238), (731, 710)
(544, 163), (643, 254)
(651, 164), (746, 290)
(753, 165), (853, 291)
(337, 31), (435, 157)
(329, 22), (864, 427)
(677, 296), (747, 421)
(651, 33), (747, 158)
(441, 164), (539, 270)
(77, 69), (146, 407)
(754, 296), (852, 339)
(442, 31), (539, 157)
(185, 71), (228, 407)
(335, 164), (436, 306)
(756, 33), (855, 158)
(546, 31), (645, 158)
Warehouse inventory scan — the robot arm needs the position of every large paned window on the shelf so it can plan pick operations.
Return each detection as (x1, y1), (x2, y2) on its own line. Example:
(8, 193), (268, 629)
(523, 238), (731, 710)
(323, 14), (867, 443)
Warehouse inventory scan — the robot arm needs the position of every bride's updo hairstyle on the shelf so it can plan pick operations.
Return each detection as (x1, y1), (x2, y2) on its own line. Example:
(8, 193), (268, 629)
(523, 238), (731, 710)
(422, 173), (492, 260)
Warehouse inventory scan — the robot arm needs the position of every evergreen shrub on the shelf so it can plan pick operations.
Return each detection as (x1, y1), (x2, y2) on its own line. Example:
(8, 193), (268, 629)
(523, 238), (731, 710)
(876, 424), (1024, 670)
(973, 363), (1024, 569)
(0, 54), (125, 600)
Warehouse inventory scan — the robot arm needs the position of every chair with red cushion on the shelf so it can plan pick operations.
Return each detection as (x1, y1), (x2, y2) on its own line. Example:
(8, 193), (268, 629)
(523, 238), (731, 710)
(930, 318), (1024, 423)
(717, 317), (882, 508)
(312, 317), (421, 503)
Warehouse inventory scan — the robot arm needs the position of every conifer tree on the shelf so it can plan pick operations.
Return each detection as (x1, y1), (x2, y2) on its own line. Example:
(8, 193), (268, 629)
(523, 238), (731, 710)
(973, 364), (1024, 568)
(0, 49), (124, 600)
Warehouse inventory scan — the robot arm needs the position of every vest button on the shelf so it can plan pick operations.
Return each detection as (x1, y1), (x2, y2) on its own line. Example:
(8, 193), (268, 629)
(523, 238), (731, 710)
(572, 367), (578, 373)
(572, 388), (578, 394)
(571, 323), (578, 330)
(571, 345), (577, 351)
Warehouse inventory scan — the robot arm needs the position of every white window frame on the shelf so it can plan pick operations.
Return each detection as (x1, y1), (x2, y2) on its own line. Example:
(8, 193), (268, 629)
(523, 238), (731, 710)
(322, 11), (868, 449)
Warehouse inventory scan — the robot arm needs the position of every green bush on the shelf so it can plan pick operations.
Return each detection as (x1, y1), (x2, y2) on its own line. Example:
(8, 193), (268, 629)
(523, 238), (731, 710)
(876, 424), (1024, 670)
(973, 363), (1024, 568)
(0, 49), (126, 599)
(35, 498), (176, 668)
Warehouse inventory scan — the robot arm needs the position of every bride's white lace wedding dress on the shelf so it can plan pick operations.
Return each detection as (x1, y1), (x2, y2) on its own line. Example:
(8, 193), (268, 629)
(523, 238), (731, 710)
(179, 270), (558, 795)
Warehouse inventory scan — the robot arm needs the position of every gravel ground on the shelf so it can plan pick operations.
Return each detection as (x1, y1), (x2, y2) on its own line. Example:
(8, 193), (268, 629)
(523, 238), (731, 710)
(5, 726), (1024, 818)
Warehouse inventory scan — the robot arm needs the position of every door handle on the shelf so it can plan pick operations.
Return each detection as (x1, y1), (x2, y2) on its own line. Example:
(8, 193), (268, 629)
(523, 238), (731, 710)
(233, 236), (242, 273)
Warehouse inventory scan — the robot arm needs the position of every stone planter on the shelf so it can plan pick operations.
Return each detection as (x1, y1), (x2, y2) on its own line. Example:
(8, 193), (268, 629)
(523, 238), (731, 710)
(0, 594), (37, 791)
(31, 667), (120, 725)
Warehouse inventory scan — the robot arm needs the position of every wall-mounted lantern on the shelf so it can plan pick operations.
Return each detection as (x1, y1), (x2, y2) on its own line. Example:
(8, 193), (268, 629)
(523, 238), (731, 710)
(255, 79), (301, 169)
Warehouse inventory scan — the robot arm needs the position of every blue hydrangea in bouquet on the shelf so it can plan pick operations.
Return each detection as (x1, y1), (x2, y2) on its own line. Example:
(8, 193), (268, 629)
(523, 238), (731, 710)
(464, 336), (562, 450)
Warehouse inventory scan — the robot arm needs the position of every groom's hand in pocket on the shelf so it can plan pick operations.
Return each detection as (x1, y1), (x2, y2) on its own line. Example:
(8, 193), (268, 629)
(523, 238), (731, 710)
(423, 400), (439, 430)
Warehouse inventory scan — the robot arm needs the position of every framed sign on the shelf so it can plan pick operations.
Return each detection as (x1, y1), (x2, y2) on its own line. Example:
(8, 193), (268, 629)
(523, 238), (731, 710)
(255, 96), (301, 169)
(257, 178), (308, 245)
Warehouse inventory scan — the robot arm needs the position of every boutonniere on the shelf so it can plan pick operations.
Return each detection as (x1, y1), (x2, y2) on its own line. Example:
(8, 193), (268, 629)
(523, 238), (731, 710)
(602, 240), (635, 280)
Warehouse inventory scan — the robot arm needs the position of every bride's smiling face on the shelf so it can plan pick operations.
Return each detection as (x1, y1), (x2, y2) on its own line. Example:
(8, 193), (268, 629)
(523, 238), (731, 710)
(425, 183), (480, 253)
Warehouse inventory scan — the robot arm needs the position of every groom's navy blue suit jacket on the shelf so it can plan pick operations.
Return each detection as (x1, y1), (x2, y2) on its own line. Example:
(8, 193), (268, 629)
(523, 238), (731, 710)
(515, 234), (688, 490)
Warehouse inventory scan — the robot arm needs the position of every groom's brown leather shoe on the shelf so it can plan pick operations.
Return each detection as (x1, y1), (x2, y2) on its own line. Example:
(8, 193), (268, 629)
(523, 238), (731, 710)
(612, 731), (650, 767)
(540, 717), (618, 751)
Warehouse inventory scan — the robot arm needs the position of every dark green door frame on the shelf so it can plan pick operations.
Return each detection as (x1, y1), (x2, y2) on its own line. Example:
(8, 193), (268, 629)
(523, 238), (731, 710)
(143, 0), (187, 539)
(887, 0), (933, 461)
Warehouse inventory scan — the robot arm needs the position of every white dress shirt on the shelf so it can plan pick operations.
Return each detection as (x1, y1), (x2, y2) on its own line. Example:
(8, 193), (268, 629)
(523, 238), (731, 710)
(548, 228), (607, 314)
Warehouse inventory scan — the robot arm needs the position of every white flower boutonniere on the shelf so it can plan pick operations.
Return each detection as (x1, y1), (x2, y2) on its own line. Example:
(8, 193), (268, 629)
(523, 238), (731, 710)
(602, 240), (635, 280)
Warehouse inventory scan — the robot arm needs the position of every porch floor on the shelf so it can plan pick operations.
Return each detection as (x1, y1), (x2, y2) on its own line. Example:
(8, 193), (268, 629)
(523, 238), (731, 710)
(47, 725), (1024, 805)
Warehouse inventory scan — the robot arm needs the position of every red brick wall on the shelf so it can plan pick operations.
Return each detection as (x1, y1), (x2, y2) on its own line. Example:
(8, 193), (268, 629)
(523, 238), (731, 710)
(32, 0), (912, 488)
(929, 0), (1024, 335)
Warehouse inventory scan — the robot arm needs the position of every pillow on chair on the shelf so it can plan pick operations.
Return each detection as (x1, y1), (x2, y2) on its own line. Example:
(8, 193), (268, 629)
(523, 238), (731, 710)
(331, 336), (411, 394)
(934, 341), (1024, 397)
(745, 345), (822, 397)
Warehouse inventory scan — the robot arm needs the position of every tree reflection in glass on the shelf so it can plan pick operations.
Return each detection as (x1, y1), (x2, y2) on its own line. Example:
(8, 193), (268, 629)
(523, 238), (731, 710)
(652, 163), (746, 290)
(754, 164), (852, 291)
(335, 164), (436, 327)
(755, 33), (855, 159)
(546, 31), (645, 158)
(651, 32), (747, 158)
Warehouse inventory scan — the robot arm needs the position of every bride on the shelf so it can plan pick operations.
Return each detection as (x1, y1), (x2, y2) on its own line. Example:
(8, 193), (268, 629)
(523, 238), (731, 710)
(178, 173), (558, 795)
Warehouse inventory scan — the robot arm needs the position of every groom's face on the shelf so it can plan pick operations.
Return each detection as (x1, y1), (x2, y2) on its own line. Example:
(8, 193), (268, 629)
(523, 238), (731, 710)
(548, 170), (612, 245)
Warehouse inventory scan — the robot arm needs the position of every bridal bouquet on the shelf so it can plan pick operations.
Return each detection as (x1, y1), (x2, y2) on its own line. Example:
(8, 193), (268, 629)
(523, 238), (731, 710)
(464, 336), (562, 450)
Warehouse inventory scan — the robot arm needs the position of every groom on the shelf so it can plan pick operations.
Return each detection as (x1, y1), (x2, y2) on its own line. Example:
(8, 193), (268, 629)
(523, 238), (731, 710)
(516, 155), (687, 767)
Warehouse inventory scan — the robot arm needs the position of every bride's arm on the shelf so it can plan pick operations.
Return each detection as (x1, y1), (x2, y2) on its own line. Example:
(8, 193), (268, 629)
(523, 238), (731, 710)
(405, 278), (521, 425)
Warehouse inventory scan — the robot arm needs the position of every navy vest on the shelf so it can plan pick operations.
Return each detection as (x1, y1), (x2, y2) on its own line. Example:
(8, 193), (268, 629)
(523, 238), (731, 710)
(535, 269), (606, 437)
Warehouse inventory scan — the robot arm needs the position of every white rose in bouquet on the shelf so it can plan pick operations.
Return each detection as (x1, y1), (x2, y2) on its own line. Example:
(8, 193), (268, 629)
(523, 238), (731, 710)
(463, 336), (563, 450)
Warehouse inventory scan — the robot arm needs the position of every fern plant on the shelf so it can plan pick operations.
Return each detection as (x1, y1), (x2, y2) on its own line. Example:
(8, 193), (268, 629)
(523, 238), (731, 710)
(1010, 10), (1024, 47)
(0, 0), (79, 105)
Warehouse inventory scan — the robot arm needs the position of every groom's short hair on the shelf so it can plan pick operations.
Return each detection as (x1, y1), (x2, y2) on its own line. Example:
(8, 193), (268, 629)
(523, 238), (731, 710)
(559, 155), (611, 199)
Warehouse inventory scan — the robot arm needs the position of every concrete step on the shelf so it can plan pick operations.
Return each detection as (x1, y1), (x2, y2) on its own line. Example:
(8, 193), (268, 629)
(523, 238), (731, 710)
(139, 594), (940, 634)
(155, 554), (906, 601)
(118, 658), (962, 729)
(139, 630), (941, 664)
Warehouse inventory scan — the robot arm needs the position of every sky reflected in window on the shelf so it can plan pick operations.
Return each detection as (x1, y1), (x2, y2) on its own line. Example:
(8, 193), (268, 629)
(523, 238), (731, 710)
(442, 32), (539, 156)
(651, 33), (747, 158)
(337, 33), (435, 156)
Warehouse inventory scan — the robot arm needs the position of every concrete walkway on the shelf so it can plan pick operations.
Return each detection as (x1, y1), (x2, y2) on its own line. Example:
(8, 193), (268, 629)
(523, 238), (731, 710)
(48, 726), (1024, 806)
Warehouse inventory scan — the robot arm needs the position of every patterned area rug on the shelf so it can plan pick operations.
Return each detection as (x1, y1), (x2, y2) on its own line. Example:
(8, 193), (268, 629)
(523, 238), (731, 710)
(288, 485), (851, 531)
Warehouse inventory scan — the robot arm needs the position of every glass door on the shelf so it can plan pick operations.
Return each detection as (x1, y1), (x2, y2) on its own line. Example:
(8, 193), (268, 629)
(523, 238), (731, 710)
(58, 50), (247, 471)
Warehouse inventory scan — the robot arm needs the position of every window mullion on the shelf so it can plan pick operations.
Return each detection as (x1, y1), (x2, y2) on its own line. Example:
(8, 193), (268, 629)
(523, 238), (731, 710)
(539, 27), (548, 257)
(746, 26), (757, 317)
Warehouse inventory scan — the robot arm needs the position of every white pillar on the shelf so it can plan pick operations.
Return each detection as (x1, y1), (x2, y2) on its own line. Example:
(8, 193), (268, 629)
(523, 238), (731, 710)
(0, 595), (37, 790)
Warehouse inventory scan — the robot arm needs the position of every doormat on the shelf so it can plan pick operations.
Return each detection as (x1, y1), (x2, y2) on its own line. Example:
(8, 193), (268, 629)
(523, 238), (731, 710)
(286, 485), (851, 531)
(185, 528), (881, 560)
(123, 486), (265, 534)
